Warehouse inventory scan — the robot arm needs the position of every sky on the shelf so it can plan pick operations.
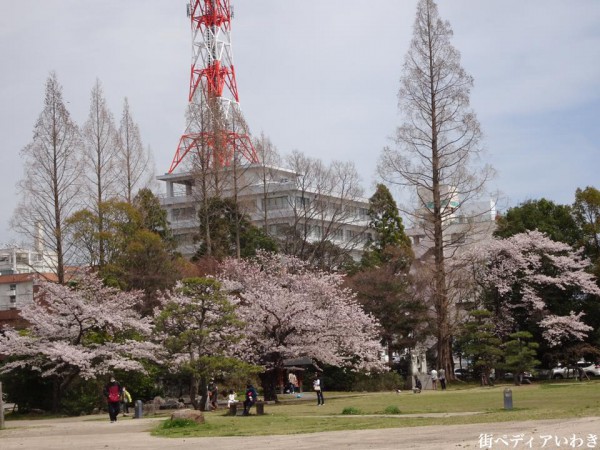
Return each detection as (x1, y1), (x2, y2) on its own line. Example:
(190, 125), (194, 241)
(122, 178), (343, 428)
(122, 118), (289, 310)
(1, 0), (599, 246)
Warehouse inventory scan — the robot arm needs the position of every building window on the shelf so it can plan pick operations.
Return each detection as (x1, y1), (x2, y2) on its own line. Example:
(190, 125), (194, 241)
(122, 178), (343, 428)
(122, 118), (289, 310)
(294, 196), (311, 208)
(333, 228), (344, 240)
(16, 253), (29, 265)
(268, 224), (284, 236)
(311, 225), (322, 238)
(263, 196), (290, 211)
(172, 207), (196, 221)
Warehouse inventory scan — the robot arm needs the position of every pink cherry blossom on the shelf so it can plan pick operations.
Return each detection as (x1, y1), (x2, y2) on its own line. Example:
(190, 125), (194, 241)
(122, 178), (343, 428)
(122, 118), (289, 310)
(461, 231), (600, 347)
(219, 252), (385, 371)
(0, 270), (160, 383)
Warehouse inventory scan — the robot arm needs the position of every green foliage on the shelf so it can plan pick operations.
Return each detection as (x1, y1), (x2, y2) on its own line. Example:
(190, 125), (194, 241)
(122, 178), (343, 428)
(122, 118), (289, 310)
(0, 367), (53, 412)
(341, 406), (362, 415)
(348, 184), (423, 364)
(502, 331), (541, 384)
(348, 245), (425, 361)
(160, 418), (203, 429)
(154, 277), (257, 408)
(494, 198), (582, 246)
(350, 371), (404, 392)
(68, 196), (180, 313)
(195, 196), (278, 260)
(573, 186), (600, 279)
(457, 310), (504, 381)
(133, 188), (172, 240)
(383, 405), (401, 414)
(60, 378), (105, 416)
(361, 184), (412, 268)
(114, 364), (164, 402)
(239, 225), (279, 258)
(322, 367), (403, 392)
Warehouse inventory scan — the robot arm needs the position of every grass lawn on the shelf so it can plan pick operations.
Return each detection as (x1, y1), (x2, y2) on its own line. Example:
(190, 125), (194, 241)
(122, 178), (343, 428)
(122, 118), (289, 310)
(152, 379), (600, 438)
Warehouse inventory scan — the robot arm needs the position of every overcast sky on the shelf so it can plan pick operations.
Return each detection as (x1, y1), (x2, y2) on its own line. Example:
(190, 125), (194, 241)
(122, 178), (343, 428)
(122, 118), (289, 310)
(1, 0), (599, 246)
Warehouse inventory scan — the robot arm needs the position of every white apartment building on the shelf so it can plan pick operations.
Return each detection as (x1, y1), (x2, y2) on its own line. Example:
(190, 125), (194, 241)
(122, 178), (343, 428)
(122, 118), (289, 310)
(158, 164), (373, 260)
(0, 246), (59, 312)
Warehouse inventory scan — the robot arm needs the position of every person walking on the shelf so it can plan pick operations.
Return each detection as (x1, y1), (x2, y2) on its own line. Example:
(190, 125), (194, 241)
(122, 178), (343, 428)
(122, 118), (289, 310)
(103, 376), (123, 423)
(243, 382), (258, 416)
(438, 368), (446, 390)
(313, 372), (324, 406)
(430, 368), (438, 390)
(208, 379), (219, 411)
(121, 386), (132, 416)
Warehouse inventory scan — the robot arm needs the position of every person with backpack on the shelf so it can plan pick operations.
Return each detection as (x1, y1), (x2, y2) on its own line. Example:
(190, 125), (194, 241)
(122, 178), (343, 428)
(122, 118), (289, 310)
(104, 376), (123, 423)
(243, 382), (258, 416)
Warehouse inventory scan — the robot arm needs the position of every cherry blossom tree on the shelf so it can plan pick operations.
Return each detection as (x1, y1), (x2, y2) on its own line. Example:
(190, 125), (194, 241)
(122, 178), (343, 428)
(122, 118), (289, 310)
(462, 230), (600, 350)
(153, 277), (254, 410)
(0, 271), (159, 412)
(219, 252), (385, 401)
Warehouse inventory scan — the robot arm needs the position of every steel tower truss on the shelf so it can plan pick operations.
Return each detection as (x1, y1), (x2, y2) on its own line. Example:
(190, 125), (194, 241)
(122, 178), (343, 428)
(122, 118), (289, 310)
(169, 0), (258, 173)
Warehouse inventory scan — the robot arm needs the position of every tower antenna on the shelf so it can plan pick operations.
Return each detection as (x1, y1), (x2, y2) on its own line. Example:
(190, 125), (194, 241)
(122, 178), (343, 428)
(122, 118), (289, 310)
(169, 0), (258, 173)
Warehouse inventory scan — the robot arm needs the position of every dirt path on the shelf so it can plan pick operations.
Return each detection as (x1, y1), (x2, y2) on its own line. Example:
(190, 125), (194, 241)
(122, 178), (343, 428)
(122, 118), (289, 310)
(1, 414), (599, 449)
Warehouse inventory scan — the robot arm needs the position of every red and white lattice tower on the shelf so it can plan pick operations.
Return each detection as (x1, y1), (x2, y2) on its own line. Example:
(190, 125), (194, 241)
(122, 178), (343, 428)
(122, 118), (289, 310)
(169, 0), (258, 173)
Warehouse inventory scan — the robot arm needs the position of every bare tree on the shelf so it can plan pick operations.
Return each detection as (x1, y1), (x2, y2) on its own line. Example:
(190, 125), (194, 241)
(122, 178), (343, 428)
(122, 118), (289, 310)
(377, 0), (494, 375)
(116, 97), (154, 203)
(186, 95), (231, 258)
(82, 79), (120, 267)
(11, 72), (83, 283)
(227, 106), (257, 258)
(284, 151), (368, 269)
(253, 132), (282, 233)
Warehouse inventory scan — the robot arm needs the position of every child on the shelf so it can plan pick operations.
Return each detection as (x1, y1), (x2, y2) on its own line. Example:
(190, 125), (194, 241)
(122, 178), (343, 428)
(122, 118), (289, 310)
(227, 389), (237, 407)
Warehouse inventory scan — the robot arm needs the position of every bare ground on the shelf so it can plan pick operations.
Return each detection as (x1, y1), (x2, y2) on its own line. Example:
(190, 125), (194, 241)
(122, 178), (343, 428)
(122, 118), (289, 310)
(1, 413), (599, 449)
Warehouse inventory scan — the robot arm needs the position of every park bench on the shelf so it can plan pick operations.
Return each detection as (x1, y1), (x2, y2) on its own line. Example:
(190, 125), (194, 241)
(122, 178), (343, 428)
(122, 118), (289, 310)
(228, 401), (265, 416)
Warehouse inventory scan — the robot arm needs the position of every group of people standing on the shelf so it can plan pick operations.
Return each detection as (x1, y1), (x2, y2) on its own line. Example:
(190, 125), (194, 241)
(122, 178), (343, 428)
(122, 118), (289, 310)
(429, 368), (447, 390)
(104, 372), (325, 422)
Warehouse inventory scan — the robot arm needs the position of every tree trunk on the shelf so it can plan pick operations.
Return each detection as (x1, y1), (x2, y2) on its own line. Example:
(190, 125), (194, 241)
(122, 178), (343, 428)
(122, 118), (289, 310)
(51, 379), (61, 413)
(189, 375), (201, 410)
(259, 370), (279, 402)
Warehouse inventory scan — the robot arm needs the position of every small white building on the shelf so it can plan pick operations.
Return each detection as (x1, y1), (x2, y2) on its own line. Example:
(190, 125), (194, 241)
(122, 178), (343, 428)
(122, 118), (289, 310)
(0, 246), (58, 314)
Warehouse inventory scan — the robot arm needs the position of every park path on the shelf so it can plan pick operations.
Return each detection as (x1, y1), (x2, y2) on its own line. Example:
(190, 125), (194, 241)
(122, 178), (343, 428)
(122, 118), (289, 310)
(1, 413), (599, 449)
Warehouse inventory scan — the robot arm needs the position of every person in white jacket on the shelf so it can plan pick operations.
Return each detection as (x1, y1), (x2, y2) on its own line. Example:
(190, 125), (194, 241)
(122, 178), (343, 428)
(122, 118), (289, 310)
(313, 372), (324, 406)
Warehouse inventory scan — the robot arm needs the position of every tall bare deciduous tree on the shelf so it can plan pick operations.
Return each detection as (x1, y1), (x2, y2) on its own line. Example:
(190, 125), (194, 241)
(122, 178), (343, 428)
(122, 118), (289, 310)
(284, 151), (367, 269)
(11, 72), (83, 283)
(82, 79), (119, 267)
(253, 132), (282, 233)
(377, 0), (494, 375)
(187, 97), (228, 258)
(117, 97), (153, 204)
